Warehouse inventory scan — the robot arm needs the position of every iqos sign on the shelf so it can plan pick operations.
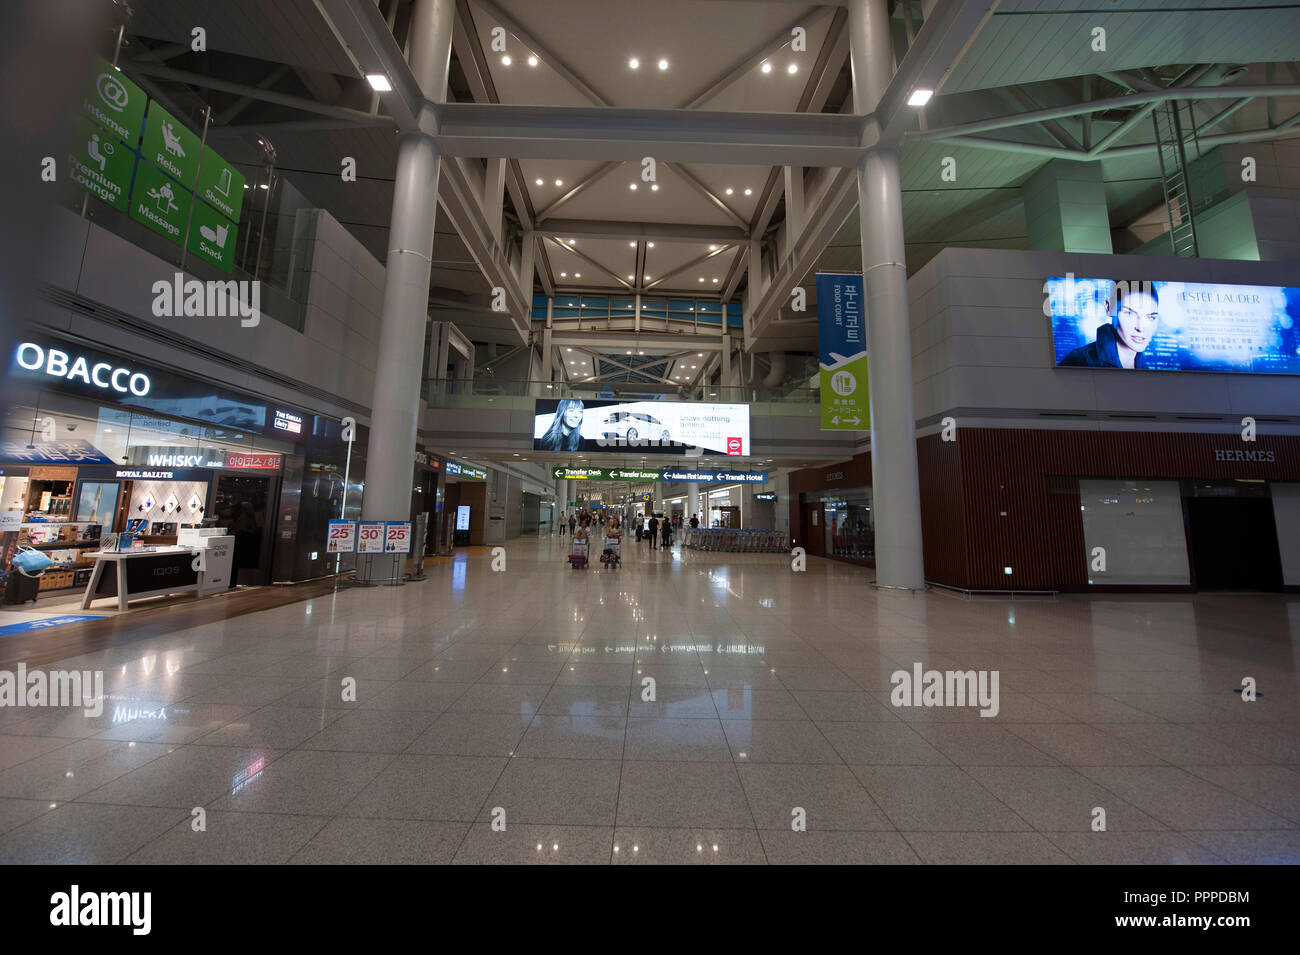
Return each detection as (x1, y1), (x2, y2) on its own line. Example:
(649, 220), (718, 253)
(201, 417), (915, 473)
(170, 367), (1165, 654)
(14, 342), (151, 397)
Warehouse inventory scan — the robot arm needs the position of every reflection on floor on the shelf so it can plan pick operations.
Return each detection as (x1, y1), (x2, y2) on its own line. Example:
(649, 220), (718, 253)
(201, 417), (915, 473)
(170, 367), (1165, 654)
(0, 535), (1297, 864)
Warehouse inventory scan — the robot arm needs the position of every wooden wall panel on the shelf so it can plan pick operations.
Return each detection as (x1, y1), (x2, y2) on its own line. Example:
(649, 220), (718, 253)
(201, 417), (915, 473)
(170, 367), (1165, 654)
(790, 429), (1300, 592)
(917, 433), (968, 588)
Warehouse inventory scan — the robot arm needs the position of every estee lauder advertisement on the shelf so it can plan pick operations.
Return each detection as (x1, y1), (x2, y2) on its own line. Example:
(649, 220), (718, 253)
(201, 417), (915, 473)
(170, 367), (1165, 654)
(1047, 276), (1300, 375)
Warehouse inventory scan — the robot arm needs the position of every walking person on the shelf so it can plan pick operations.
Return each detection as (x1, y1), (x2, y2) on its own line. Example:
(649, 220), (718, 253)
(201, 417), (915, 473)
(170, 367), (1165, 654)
(568, 513), (577, 536)
(661, 516), (672, 549)
(648, 515), (658, 549)
(558, 510), (566, 537)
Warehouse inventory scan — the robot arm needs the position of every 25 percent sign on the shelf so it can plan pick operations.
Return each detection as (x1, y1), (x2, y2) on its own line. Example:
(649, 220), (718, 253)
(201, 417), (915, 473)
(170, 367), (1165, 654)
(384, 522), (412, 554)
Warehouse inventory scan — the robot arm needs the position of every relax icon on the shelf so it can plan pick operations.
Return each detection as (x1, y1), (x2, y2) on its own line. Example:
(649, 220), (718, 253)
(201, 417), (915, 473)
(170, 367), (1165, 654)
(161, 120), (186, 159)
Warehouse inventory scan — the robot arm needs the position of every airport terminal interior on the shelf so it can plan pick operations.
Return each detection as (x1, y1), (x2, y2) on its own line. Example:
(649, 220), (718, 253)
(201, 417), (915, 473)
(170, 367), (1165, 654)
(0, 0), (1298, 866)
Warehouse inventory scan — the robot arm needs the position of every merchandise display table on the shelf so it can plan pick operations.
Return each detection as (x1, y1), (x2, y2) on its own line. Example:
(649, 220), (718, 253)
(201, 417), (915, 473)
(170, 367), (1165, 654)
(80, 537), (233, 611)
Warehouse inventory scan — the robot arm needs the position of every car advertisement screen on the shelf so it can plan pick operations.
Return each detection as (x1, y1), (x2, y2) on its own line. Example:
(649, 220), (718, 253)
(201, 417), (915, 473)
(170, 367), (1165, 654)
(532, 399), (749, 455)
(1047, 276), (1300, 374)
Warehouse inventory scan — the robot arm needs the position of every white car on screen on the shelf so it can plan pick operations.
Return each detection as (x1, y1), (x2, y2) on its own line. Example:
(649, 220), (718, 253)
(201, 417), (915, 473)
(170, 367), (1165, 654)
(600, 411), (671, 446)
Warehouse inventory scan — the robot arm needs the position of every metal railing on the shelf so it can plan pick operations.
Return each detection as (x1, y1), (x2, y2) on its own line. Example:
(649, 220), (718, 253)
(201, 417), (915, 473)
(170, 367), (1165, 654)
(420, 376), (820, 408)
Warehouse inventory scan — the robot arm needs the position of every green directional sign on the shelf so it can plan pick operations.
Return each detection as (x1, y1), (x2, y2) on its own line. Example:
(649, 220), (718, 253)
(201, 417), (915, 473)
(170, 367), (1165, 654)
(551, 466), (660, 482)
(81, 56), (146, 147)
(141, 101), (201, 186)
(187, 200), (238, 273)
(196, 145), (245, 222)
(68, 117), (135, 213)
(607, 468), (661, 481)
(129, 161), (191, 245)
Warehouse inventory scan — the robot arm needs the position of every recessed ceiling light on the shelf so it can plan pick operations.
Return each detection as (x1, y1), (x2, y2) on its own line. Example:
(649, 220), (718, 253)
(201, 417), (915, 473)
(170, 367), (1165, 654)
(787, 63), (797, 74)
(501, 55), (512, 66)
(697, 353), (703, 357)
(712, 277), (719, 282)
(629, 183), (637, 190)
(744, 188), (752, 195)
(555, 179), (563, 187)
(560, 271), (567, 277)
(629, 57), (640, 69)
(628, 241), (636, 247)
(760, 62), (771, 74)
(644, 275), (650, 280)
(535, 178), (543, 185)
(574, 272), (580, 278)
(908, 88), (934, 106)
(366, 73), (392, 92)
(698, 277), (704, 282)
(658, 59), (669, 70)
(627, 274), (634, 279)
(528, 55), (538, 67)
(647, 242), (654, 248)
(566, 348), (572, 351)
(708, 244), (717, 250)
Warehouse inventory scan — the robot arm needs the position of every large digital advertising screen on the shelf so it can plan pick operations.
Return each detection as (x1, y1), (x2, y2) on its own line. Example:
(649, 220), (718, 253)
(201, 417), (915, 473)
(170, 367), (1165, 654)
(532, 399), (750, 456)
(1046, 276), (1300, 375)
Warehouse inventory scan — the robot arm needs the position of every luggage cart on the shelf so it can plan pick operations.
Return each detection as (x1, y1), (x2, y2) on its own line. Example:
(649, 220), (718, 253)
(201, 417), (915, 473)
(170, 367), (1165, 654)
(569, 537), (589, 569)
(599, 536), (622, 568)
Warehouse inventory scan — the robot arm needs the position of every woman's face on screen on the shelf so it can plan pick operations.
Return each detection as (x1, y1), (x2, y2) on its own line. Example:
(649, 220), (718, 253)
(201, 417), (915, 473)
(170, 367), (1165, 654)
(1115, 292), (1159, 352)
(563, 405), (583, 429)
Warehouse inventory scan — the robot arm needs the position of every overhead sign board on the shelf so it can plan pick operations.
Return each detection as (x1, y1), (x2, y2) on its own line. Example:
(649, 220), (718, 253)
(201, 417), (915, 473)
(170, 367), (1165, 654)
(550, 466), (660, 481)
(533, 398), (749, 456)
(69, 117), (135, 213)
(816, 272), (871, 431)
(661, 469), (769, 484)
(446, 461), (486, 480)
(196, 144), (245, 222)
(141, 101), (201, 186)
(81, 55), (146, 146)
(187, 200), (238, 272)
(129, 159), (191, 244)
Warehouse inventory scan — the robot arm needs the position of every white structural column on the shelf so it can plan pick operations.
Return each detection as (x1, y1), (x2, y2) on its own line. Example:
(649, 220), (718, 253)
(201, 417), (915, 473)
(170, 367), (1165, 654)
(849, 0), (925, 590)
(555, 476), (568, 526)
(359, 0), (456, 582)
(687, 481), (701, 523)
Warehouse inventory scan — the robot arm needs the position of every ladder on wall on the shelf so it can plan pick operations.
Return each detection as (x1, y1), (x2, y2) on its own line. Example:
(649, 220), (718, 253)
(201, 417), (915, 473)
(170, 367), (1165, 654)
(1152, 100), (1204, 257)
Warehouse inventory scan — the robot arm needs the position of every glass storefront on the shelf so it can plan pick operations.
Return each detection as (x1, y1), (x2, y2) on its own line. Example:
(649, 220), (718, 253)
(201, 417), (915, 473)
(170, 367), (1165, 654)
(2, 381), (295, 598)
(808, 486), (875, 565)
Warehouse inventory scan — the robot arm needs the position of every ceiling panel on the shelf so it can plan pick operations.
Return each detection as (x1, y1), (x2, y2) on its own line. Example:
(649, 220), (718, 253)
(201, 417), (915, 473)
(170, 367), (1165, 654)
(946, 3), (1300, 94)
(128, 0), (357, 75)
(481, 0), (824, 109)
(556, 162), (742, 226)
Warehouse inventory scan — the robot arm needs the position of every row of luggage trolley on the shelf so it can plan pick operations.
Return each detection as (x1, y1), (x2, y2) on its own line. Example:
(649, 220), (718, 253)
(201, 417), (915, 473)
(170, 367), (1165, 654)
(681, 528), (787, 552)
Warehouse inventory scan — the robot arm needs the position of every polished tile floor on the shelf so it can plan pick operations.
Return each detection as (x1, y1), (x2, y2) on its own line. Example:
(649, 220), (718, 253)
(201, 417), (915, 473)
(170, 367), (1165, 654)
(1, 535), (1297, 864)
